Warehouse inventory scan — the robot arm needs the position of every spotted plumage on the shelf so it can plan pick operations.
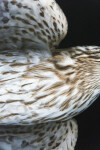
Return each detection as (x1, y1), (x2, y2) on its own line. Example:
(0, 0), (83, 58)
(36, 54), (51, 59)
(0, 0), (99, 150)
(0, 46), (100, 125)
(0, 0), (67, 52)
(0, 119), (78, 150)
(0, 0), (78, 149)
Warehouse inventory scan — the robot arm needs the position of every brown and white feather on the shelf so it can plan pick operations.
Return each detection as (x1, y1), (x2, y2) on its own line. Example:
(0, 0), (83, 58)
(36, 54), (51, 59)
(0, 46), (100, 125)
(0, 119), (78, 150)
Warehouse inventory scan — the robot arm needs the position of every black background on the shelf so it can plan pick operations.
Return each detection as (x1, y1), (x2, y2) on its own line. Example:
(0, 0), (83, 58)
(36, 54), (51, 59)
(56, 0), (100, 150)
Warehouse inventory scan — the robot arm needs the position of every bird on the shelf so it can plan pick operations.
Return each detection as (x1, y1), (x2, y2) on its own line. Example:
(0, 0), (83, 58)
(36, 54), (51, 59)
(0, 0), (79, 150)
(0, 0), (67, 54)
(0, 46), (100, 125)
(0, 0), (99, 150)
(0, 119), (78, 150)
(0, 46), (100, 150)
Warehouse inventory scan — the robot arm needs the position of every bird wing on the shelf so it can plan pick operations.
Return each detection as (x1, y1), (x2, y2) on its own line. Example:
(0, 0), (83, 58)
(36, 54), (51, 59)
(0, 47), (99, 125)
(0, 49), (72, 125)
(0, 48), (81, 125)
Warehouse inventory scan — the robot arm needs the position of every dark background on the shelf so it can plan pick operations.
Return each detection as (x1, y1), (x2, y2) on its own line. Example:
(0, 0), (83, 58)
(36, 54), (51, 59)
(56, 0), (100, 150)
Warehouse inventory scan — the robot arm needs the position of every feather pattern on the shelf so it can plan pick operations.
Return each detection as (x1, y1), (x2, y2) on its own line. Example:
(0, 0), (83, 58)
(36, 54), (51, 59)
(0, 46), (100, 125)
(0, 0), (67, 52)
(0, 0), (99, 149)
(0, 119), (78, 150)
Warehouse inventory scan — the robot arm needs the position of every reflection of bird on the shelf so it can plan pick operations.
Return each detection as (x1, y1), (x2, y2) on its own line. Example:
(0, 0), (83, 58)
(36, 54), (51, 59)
(0, 119), (78, 150)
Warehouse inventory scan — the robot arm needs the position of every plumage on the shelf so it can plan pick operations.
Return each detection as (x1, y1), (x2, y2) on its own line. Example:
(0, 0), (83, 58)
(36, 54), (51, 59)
(0, 0), (67, 52)
(0, 0), (99, 149)
(0, 46), (100, 125)
(0, 119), (78, 150)
(0, 0), (78, 149)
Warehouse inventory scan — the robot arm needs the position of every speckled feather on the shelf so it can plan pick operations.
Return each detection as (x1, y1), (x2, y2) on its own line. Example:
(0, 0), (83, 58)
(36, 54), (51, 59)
(0, 46), (100, 125)
(0, 0), (99, 150)
(0, 119), (78, 150)
(0, 0), (78, 150)
(0, 0), (67, 52)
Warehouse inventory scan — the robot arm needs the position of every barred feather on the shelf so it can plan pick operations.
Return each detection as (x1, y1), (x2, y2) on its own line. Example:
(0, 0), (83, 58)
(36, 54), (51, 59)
(0, 46), (100, 125)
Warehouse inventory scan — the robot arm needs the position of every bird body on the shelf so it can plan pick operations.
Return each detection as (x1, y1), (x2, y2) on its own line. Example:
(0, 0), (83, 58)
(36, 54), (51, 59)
(0, 0), (67, 51)
(0, 46), (100, 125)
(0, 119), (78, 150)
(0, 0), (99, 149)
(0, 0), (79, 150)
